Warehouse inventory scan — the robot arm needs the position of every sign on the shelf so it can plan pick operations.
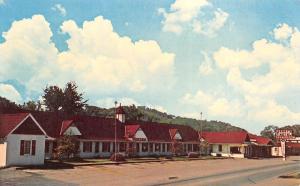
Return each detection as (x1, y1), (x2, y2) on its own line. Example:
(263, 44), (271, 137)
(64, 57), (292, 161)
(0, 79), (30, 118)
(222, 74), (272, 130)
(275, 129), (293, 140)
(280, 140), (286, 161)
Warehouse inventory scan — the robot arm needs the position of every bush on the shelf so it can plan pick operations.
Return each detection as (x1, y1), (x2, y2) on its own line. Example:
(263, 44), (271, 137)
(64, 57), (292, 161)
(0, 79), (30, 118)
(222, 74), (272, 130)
(110, 153), (126, 162)
(188, 152), (199, 158)
(165, 155), (173, 159)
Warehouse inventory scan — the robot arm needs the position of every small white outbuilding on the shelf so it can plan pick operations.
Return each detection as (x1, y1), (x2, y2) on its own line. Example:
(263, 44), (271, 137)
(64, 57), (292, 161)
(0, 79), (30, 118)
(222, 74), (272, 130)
(0, 113), (47, 167)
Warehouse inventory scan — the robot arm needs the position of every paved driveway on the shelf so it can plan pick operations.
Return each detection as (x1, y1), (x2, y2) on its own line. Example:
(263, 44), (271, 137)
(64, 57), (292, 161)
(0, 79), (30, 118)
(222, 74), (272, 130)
(1, 157), (299, 186)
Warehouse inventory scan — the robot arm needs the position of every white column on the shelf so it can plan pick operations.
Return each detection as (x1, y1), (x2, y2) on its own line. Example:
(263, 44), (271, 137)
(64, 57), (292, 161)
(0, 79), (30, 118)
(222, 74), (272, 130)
(110, 142), (113, 153)
(99, 142), (103, 153)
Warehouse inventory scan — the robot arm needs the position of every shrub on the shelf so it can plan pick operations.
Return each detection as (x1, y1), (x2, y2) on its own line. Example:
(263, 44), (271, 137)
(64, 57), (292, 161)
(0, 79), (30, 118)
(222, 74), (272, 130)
(165, 155), (173, 159)
(188, 152), (199, 158)
(110, 153), (126, 162)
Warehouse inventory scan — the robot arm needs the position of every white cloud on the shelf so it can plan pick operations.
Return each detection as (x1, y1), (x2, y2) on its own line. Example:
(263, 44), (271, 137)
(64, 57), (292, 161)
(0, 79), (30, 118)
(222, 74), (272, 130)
(273, 23), (294, 41)
(0, 0), (5, 5)
(193, 8), (229, 37)
(147, 105), (167, 113)
(159, 0), (228, 36)
(0, 15), (175, 98)
(181, 90), (242, 118)
(0, 83), (22, 103)
(211, 23), (300, 125)
(52, 4), (67, 16)
(199, 52), (213, 75)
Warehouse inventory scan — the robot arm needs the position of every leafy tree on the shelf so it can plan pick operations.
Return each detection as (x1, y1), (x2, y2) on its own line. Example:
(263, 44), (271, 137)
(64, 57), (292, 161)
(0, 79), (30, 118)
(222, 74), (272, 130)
(22, 100), (43, 111)
(260, 125), (278, 141)
(55, 135), (78, 160)
(0, 96), (21, 113)
(62, 82), (87, 115)
(43, 85), (64, 112)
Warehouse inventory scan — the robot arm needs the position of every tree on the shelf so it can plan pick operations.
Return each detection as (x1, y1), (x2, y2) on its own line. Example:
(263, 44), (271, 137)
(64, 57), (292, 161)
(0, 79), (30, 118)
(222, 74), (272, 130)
(43, 85), (64, 112)
(260, 125), (278, 141)
(62, 82), (87, 115)
(55, 135), (78, 160)
(22, 100), (43, 111)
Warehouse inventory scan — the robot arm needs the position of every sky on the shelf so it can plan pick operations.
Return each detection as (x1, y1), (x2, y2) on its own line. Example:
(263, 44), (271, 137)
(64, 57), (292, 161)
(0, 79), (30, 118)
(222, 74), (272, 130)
(0, 0), (299, 134)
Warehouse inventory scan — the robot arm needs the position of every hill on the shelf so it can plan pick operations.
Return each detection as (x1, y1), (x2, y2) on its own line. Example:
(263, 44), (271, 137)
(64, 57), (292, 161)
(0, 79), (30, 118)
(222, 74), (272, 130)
(0, 96), (245, 132)
(84, 105), (245, 132)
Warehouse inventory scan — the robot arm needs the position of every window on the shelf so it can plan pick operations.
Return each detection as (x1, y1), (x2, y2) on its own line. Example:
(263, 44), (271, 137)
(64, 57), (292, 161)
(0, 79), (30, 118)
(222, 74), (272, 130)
(193, 144), (199, 151)
(20, 140), (36, 156)
(218, 145), (222, 152)
(83, 142), (92, 152)
(162, 144), (166, 152)
(167, 144), (171, 152)
(188, 144), (192, 151)
(120, 142), (126, 152)
(149, 143), (153, 152)
(136, 143), (140, 152)
(95, 142), (99, 153)
(155, 143), (161, 152)
(142, 143), (148, 152)
(102, 142), (110, 152)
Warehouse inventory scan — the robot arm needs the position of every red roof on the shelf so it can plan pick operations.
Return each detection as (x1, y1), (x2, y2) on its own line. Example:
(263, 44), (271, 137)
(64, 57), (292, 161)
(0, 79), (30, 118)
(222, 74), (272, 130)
(0, 113), (30, 138)
(125, 125), (140, 138)
(169, 129), (179, 140)
(127, 121), (199, 142)
(60, 120), (74, 135)
(200, 131), (250, 144)
(248, 134), (273, 145)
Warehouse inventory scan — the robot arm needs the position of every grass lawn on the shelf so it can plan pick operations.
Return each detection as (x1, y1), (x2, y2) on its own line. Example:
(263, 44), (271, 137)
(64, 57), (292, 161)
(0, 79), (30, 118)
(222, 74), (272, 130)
(46, 155), (226, 166)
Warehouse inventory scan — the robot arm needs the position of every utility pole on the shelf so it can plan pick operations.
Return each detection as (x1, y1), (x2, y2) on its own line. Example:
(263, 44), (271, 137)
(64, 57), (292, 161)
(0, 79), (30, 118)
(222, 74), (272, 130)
(200, 112), (203, 135)
(114, 101), (118, 160)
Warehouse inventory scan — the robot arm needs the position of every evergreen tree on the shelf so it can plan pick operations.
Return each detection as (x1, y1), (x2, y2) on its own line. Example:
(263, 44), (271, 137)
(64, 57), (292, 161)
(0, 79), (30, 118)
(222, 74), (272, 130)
(62, 82), (87, 115)
(42, 85), (64, 112)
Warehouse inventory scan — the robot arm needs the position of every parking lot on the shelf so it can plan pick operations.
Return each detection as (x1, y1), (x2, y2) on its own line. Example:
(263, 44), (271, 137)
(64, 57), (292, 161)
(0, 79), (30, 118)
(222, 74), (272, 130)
(1, 157), (299, 186)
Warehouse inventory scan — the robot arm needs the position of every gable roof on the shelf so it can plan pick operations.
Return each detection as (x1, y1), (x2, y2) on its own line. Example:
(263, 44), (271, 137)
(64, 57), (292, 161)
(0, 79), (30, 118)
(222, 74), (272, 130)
(248, 134), (273, 145)
(125, 125), (141, 138)
(126, 121), (199, 142)
(200, 131), (250, 144)
(0, 113), (47, 138)
(0, 113), (30, 138)
(60, 120), (74, 135)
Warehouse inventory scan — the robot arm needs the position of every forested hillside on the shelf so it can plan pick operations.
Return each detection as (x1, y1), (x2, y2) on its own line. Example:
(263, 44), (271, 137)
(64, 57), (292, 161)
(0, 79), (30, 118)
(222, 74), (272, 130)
(0, 95), (244, 132)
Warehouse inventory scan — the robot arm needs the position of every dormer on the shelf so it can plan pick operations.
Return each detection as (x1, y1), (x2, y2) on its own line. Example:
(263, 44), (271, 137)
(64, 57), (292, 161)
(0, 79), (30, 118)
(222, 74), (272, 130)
(169, 129), (182, 141)
(116, 104), (126, 123)
(60, 120), (82, 136)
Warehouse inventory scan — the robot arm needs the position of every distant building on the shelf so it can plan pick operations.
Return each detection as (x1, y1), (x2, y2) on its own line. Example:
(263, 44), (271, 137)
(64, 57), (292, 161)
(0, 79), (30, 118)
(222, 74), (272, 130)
(199, 131), (273, 158)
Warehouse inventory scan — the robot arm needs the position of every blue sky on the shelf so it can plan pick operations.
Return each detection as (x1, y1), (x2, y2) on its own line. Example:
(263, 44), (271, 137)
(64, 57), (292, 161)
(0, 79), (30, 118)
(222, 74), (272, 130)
(0, 0), (299, 134)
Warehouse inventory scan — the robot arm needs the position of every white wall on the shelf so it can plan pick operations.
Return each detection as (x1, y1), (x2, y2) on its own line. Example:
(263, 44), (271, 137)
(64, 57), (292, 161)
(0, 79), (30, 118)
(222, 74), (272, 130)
(211, 144), (245, 158)
(0, 142), (7, 167)
(6, 134), (45, 166)
(271, 147), (283, 157)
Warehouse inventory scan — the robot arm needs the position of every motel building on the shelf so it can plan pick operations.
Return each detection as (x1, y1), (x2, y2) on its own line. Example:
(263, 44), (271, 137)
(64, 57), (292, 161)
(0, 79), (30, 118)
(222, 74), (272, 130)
(199, 131), (273, 158)
(0, 105), (200, 167)
(0, 105), (274, 167)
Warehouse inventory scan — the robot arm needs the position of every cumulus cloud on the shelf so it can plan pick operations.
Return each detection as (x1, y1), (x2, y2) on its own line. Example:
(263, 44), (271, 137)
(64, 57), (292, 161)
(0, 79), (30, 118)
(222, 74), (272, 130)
(159, 0), (228, 36)
(52, 4), (67, 16)
(0, 15), (175, 102)
(0, 83), (22, 103)
(273, 23), (294, 41)
(181, 90), (243, 118)
(211, 23), (300, 125)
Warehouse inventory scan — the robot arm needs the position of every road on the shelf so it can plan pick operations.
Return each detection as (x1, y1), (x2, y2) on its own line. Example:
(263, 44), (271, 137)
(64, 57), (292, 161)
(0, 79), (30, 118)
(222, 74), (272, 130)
(153, 161), (300, 186)
(0, 157), (299, 186)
